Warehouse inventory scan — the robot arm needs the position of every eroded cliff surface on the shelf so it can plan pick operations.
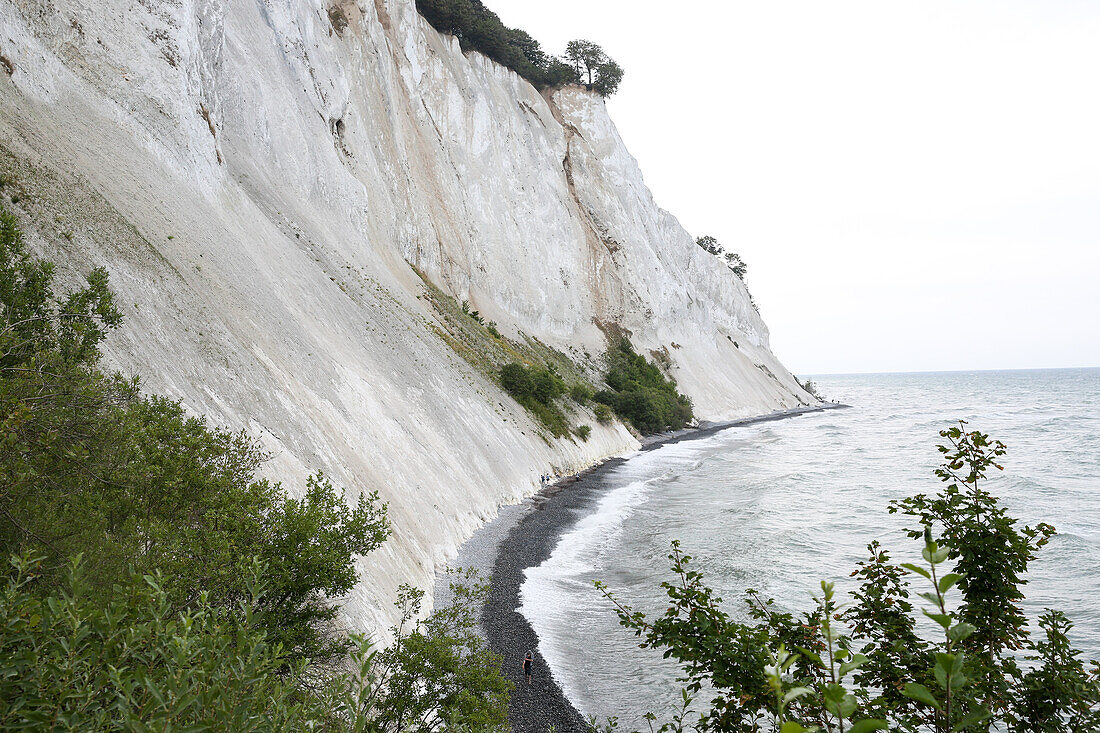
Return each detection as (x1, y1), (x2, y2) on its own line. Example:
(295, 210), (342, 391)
(0, 0), (813, 633)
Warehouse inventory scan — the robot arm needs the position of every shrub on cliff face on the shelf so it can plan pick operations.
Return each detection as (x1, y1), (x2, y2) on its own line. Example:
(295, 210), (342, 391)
(564, 40), (624, 96)
(696, 234), (749, 280)
(571, 382), (596, 404)
(798, 376), (823, 400)
(500, 361), (570, 436)
(595, 339), (693, 434)
(695, 235), (760, 313)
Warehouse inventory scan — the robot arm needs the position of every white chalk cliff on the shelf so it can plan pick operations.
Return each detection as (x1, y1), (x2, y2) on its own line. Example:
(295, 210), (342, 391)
(0, 0), (814, 634)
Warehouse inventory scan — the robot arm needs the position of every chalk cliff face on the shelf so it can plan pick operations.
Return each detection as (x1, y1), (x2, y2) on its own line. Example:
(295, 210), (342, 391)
(0, 0), (813, 633)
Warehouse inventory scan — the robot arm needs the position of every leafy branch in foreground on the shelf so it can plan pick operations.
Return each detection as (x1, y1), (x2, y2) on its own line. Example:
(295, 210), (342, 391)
(364, 568), (512, 732)
(0, 554), (342, 730)
(596, 423), (1100, 732)
(0, 205), (514, 731)
(894, 529), (986, 732)
(890, 422), (1055, 721)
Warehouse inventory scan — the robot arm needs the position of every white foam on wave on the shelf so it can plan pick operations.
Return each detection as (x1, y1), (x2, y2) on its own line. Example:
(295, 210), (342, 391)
(518, 476), (651, 708)
(517, 426), (766, 710)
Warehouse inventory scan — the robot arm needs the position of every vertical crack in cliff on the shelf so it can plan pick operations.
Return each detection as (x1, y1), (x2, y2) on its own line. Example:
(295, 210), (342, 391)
(544, 91), (625, 328)
(545, 93), (620, 260)
(372, 0), (393, 33)
(199, 102), (223, 164)
(561, 125), (577, 191)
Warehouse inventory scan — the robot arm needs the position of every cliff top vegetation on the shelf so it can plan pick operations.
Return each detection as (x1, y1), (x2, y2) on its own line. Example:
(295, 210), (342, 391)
(414, 0), (624, 96)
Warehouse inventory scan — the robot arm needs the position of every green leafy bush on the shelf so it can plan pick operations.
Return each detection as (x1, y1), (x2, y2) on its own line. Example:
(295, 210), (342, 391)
(570, 382), (595, 404)
(594, 403), (613, 424)
(1, 205), (513, 731)
(1, 555), (513, 733)
(0, 555), (340, 731)
(564, 40), (624, 96)
(500, 361), (569, 436)
(596, 424), (1100, 732)
(594, 339), (693, 434)
(367, 569), (512, 731)
(574, 424), (592, 442)
(0, 206), (393, 670)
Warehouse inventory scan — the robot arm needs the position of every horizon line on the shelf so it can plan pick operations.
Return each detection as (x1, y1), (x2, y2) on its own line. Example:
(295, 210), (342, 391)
(800, 365), (1100, 378)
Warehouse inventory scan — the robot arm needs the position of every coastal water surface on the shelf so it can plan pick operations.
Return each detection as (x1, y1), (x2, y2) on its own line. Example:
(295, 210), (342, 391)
(519, 368), (1100, 727)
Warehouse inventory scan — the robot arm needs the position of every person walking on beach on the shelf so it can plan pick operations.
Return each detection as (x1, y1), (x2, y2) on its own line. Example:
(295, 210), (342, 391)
(522, 651), (533, 685)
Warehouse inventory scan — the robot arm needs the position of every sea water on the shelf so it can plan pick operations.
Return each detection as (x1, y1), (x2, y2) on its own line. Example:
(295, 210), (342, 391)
(519, 368), (1100, 727)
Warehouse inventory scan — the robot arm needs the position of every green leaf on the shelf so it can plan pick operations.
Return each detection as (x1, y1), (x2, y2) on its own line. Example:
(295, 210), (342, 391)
(839, 654), (868, 678)
(783, 687), (814, 706)
(937, 573), (963, 594)
(951, 706), (991, 731)
(948, 622), (976, 643)
(823, 683), (847, 704)
(901, 682), (942, 710)
(780, 722), (811, 733)
(922, 542), (951, 564)
(922, 609), (952, 629)
(795, 646), (823, 665)
(849, 721), (889, 733)
(900, 563), (931, 580)
(934, 654), (950, 690)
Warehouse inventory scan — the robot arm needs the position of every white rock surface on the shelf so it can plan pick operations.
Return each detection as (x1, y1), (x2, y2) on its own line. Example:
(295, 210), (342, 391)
(0, 0), (813, 635)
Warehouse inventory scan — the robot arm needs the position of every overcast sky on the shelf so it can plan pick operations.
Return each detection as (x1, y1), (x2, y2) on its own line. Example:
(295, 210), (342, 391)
(486, 0), (1100, 374)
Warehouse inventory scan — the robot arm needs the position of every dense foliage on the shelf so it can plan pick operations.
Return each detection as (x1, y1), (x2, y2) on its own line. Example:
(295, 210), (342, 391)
(594, 339), (693, 434)
(368, 569), (512, 731)
(499, 361), (570, 436)
(564, 40), (625, 97)
(0, 555), (342, 730)
(596, 424), (1100, 732)
(414, 0), (622, 95)
(0, 206), (389, 666)
(0, 206), (512, 730)
(1, 555), (512, 732)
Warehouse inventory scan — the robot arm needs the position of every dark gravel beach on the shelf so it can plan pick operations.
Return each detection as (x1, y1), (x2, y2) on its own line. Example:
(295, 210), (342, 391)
(480, 404), (844, 733)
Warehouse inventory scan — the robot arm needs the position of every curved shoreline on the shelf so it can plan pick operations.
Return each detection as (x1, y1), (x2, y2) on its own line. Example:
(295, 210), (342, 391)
(452, 404), (846, 732)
